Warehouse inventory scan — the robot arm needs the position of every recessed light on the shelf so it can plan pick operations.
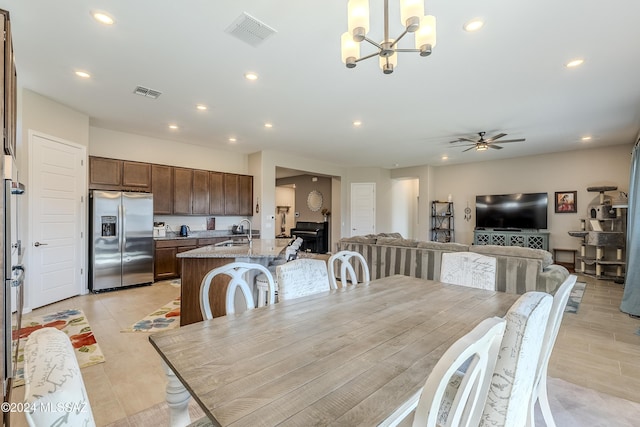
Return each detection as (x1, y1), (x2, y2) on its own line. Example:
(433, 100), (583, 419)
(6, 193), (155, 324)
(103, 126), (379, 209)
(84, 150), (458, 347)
(229, 137), (237, 143)
(353, 120), (362, 126)
(196, 104), (208, 111)
(264, 123), (273, 128)
(581, 136), (592, 141)
(91, 11), (114, 25)
(441, 155), (449, 160)
(168, 124), (179, 130)
(75, 70), (91, 78)
(245, 72), (259, 81)
(463, 19), (484, 32)
(565, 58), (585, 68)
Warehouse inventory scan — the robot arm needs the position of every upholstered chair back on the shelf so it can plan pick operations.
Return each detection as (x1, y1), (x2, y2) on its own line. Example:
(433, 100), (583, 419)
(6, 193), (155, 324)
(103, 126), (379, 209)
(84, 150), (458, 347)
(276, 258), (330, 300)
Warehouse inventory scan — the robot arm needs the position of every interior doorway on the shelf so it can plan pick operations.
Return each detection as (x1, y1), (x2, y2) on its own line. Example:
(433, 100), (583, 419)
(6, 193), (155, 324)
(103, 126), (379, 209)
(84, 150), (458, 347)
(391, 178), (419, 239)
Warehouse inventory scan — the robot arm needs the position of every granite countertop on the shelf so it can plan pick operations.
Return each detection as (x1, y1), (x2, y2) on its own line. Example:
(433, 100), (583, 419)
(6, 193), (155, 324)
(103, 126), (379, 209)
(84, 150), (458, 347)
(154, 230), (260, 241)
(176, 239), (288, 259)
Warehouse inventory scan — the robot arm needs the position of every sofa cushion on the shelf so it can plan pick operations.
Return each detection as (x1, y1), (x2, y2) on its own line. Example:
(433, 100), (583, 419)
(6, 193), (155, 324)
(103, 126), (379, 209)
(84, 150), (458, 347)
(470, 245), (553, 268)
(376, 237), (419, 247)
(338, 234), (378, 244)
(417, 241), (469, 252)
(377, 232), (404, 238)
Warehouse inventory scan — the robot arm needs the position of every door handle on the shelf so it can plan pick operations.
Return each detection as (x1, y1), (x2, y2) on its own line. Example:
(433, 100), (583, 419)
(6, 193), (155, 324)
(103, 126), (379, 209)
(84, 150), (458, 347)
(34, 241), (48, 247)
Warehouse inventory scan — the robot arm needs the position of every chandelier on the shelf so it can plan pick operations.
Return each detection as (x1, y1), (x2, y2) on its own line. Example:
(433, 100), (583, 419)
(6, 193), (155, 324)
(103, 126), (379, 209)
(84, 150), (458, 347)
(341, 0), (436, 74)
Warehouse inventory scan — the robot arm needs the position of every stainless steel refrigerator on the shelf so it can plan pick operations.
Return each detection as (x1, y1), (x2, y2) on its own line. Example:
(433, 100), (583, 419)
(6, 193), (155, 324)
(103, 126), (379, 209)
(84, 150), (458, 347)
(90, 191), (153, 292)
(2, 155), (25, 426)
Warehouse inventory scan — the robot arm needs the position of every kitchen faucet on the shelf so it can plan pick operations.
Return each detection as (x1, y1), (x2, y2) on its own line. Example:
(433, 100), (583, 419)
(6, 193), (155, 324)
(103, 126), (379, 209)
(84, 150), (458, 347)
(238, 219), (252, 245)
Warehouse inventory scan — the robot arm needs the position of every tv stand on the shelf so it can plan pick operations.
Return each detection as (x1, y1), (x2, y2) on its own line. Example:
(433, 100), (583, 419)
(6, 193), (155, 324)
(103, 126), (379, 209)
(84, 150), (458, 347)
(474, 229), (549, 250)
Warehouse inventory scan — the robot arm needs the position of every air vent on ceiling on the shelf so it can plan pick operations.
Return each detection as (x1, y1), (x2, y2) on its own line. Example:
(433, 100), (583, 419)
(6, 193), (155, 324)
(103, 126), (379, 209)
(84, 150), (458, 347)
(225, 12), (277, 47)
(133, 86), (162, 99)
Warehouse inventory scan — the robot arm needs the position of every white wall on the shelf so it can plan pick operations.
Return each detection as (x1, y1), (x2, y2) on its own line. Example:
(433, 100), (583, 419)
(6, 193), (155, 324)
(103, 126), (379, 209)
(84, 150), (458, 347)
(391, 178), (419, 239)
(430, 144), (633, 249)
(89, 127), (247, 173)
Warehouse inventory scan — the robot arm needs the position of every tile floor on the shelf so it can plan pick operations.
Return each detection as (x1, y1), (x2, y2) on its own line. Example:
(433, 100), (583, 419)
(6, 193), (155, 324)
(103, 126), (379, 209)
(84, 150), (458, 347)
(8, 273), (640, 426)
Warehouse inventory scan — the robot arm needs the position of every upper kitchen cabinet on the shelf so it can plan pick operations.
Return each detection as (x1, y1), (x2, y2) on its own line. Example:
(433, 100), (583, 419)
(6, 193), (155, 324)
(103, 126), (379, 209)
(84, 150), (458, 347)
(173, 167), (193, 215)
(2, 10), (17, 158)
(192, 169), (210, 215)
(224, 173), (253, 216)
(238, 174), (253, 216)
(89, 156), (122, 189)
(122, 161), (151, 191)
(209, 172), (224, 215)
(89, 156), (151, 191)
(151, 164), (173, 214)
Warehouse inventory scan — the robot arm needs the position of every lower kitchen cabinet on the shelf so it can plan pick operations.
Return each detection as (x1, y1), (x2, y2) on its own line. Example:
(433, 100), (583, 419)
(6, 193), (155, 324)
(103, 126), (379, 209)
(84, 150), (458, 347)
(154, 237), (229, 281)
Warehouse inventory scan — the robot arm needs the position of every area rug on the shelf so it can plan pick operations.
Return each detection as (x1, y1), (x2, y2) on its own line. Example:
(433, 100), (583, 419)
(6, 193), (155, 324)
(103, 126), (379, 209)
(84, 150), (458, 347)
(565, 281), (586, 314)
(12, 308), (105, 387)
(122, 298), (180, 332)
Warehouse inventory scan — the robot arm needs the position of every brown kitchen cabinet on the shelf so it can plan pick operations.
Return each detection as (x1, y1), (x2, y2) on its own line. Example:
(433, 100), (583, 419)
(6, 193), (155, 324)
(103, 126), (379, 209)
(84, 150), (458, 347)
(151, 164), (173, 214)
(89, 156), (151, 191)
(209, 172), (224, 215)
(122, 160), (151, 191)
(192, 169), (210, 215)
(239, 174), (253, 215)
(173, 167), (193, 215)
(89, 156), (122, 189)
(2, 9), (17, 158)
(154, 238), (198, 281)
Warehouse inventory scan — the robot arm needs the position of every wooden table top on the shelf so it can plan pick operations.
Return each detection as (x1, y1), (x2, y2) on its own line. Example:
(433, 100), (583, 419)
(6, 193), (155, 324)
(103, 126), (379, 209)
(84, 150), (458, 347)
(149, 275), (519, 426)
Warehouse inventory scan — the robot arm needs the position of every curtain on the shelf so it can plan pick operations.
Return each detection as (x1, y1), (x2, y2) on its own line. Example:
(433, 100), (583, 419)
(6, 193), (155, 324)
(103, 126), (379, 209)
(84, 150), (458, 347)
(621, 140), (640, 316)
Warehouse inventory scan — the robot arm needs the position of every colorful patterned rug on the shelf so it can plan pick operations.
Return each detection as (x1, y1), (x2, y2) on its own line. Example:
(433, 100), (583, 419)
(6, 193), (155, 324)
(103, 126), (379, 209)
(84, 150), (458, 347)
(564, 281), (586, 314)
(12, 308), (105, 387)
(122, 298), (180, 332)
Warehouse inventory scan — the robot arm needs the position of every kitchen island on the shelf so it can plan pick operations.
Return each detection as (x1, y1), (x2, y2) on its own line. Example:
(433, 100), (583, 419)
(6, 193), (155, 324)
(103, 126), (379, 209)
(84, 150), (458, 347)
(176, 239), (288, 326)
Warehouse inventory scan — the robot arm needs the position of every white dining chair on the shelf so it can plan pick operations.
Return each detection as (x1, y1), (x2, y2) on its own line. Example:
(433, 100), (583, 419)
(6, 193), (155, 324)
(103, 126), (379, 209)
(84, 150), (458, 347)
(527, 274), (577, 427)
(199, 262), (275, 318)
(328, 250), (370, 289)
(440, 252), (496, 290)
(23, 327), (96, 427)
(276, 258), (331, 300)
(380, 317), (506, 427)
(480, 291), (552, 427)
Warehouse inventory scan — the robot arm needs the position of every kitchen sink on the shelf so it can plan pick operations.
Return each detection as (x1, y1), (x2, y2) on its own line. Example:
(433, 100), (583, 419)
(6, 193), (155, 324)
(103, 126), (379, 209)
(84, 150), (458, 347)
(214, 239), (250, 247)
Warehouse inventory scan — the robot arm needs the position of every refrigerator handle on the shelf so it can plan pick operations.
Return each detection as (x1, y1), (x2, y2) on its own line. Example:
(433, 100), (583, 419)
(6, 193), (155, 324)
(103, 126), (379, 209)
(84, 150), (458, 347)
(121, 203), (127, 251)
(118, 203), (124, 252)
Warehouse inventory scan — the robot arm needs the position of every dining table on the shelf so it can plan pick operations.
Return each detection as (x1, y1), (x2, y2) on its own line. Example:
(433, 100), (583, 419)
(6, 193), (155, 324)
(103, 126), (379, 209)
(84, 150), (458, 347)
(149, 274), (520, 427)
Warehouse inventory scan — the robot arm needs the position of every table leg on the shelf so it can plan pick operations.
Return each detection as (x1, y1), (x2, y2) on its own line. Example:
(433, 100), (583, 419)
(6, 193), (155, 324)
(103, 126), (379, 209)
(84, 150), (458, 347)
(162, 360), (192, 427)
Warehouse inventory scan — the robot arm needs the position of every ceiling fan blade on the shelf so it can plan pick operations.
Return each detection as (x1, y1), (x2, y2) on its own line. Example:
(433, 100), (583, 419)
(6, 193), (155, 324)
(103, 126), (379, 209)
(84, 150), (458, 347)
(450, 137), (477, 143)
(485, 133), (507, 142)
(489, 144), (504, 150)
(462, 146), (477, 152)
(491, 138), (526, 143)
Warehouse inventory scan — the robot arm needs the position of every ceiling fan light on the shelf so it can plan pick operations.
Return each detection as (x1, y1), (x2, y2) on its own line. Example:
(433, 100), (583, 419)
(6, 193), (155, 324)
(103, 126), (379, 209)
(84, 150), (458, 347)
(400, 0), (424, 32)
(348, 0), (369, 41)
(476, 143), (489, 151)
(341, 32), (360, 67)
(415, 15), (436, 52)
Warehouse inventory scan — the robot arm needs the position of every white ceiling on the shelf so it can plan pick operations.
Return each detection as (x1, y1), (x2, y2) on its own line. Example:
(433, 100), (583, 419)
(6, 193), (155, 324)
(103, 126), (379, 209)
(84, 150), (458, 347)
(3, 0), (640, 169)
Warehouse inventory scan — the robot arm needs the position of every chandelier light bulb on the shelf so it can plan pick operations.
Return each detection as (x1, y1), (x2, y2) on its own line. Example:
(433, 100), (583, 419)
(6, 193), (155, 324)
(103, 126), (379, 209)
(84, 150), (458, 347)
(348, 0), (370, 41)
(341, 32), (360, 68)
(415, 15), (436, 55)
(400, 0), (424, 32)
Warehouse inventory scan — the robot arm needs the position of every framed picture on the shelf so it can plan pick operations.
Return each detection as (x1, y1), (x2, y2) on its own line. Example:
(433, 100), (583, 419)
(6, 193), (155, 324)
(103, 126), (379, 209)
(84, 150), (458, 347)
(555, 191), (577, 213)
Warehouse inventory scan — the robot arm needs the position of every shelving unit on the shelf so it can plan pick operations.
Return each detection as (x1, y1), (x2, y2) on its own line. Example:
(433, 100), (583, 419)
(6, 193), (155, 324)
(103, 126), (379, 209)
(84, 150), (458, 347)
(569, 187), (627, 281)
(431, 201), (454, 242)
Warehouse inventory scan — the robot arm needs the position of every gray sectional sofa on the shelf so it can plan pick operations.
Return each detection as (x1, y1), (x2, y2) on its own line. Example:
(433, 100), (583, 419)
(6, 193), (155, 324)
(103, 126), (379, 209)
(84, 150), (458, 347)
(336, 233), (570, 294)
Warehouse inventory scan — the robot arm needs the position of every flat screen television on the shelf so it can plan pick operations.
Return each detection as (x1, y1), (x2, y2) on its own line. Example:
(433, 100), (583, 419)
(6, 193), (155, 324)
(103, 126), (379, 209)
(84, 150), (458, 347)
(475, 192), (548, 230)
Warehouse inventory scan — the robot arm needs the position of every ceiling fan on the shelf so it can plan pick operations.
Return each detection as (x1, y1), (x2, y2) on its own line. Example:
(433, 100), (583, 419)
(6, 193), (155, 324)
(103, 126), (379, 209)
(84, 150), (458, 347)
(449, 131), (526, 152)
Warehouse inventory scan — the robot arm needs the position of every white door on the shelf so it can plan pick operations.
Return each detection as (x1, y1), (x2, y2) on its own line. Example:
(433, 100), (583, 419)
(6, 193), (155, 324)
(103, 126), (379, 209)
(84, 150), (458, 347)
(28, 132), (86, 309)
(350, 183), (375, 236)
